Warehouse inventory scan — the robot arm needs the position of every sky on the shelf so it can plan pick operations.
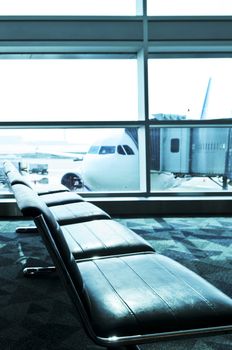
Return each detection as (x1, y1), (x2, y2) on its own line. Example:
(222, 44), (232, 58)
(148, 0), (232, 16)
(149, 58), (232, 119)
(0, 0), (135, 15)
(1, 57), (232, 123)
(0, 1), (232, 16)
(0, 59), (138, 122)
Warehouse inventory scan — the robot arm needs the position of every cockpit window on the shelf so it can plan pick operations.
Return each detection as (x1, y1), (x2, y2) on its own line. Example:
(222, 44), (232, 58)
(117, 145), (126, 155)
(123, 145), (134, 155)
(88, 146), (100, 154)
(99, 146), (116, 154)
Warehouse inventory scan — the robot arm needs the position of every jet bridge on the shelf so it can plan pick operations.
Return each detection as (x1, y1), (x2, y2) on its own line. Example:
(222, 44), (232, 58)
(150, 115), (232, 189)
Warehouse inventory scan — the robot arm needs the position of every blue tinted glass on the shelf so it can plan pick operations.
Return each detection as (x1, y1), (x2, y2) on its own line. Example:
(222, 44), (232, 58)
(99, 146), (116, 154)
(149, 58), (232, 121)
(148, 0), (232, 16)
(0, 0), (136, 15)
(88, 146), (100, 154)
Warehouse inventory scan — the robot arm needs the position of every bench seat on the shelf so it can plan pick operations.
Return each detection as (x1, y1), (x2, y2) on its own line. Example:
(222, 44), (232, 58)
(39, 191), (84, 206)
(62, 219), (153, 260)
(11, 180), (232, 348)
(49, 201), (111, 225)
(78, 252), (232, 339)
(12, 184), (154, 263)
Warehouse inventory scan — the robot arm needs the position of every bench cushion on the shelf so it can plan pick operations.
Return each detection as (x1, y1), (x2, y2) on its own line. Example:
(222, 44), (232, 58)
(4, 160), (69, 194)
(36, 184), (69, 195)
(6, 170), (32, 188)
(50, 202), (110, 225)
(62, 219), (154, 259)
(79, 252), (232, 338)
(39, 191), (84, 206)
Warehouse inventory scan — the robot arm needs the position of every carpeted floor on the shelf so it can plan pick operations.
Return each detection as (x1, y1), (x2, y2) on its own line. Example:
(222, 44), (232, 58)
(0, 217), (231, 350)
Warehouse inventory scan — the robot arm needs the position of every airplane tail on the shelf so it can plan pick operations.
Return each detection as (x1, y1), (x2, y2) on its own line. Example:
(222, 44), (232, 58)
(200, 77), (212, 119)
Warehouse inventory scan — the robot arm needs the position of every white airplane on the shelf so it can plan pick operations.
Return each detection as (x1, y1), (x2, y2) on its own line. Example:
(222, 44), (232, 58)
(81, 129), (140, 191)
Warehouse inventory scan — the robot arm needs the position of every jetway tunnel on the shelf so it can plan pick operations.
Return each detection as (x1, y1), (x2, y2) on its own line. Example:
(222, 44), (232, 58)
(150, 127), (232, 190)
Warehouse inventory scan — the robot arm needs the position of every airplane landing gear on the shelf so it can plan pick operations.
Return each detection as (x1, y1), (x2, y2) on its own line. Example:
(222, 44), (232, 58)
(61, 172), (84, 191)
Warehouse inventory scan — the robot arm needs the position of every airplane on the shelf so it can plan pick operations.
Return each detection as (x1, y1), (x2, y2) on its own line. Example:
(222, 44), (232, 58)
(81, 129), (140, 191)
(79, 128), (180, 192)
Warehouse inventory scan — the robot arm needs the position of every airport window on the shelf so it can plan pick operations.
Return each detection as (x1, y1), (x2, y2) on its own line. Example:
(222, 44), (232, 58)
(1, 11), (232, 206)
(148, 58), (232, 121)
(150, 126), (232, 192)
(0, 0), (137, 16)
(0, 58), (138, 122)
(147, 0), (232, 16)
(0, 127), (141, 194)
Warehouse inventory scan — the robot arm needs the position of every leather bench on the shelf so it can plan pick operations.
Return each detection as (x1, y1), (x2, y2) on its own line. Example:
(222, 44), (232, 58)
(11, 183), (154, 277)
(3, 160), (68, 195)
(4, 160), (111, 232)
(11, 179), (232, 349)
(5, 161), (150, 278)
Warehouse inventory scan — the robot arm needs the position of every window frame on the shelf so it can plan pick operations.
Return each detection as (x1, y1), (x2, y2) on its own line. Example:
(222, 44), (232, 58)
(1, 8), (232, 214)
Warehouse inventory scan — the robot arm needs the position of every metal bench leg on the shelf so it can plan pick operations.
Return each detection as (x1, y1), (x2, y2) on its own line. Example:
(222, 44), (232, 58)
(16, 226), (39, 234)
(23, 266), (56, 277)
(107, 346), (141, 350)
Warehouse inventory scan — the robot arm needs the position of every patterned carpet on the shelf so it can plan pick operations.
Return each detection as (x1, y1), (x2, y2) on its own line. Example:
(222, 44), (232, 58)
(0, 217), (231, 350)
